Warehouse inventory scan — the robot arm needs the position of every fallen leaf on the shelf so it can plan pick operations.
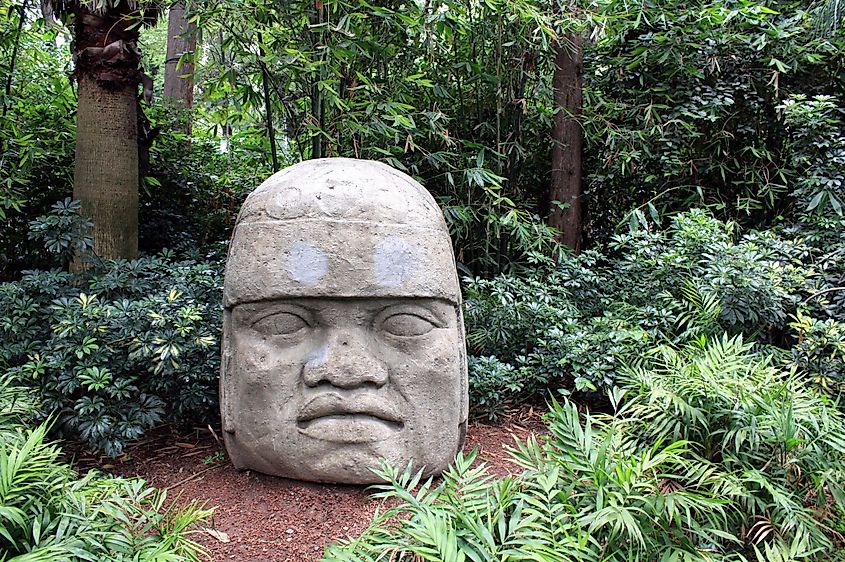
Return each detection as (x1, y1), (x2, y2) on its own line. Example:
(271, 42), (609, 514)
(203, 528), (230, 543)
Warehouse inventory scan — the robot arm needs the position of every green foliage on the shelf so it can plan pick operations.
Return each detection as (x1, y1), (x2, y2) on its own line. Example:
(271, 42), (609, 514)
(583, 0), (845, 232)
(322, 450), (533, 562)
(619, 335), (845, 557)
(511, 402), (733, 561)
(464, 273), (578, 362)
(610, 211), (808, 330)
(0, 11), (76, 277)
(0, 376), (211, 561)
(780, 95), (845, 222)
(0, 253), (223, 456)
(1, 203), (223, 455)
(0, 374), (38, 439)
(467, 356), (535, 420)
(324, 336), (845, 561)
(27, 198), (94, 266)
(140, 108), (271, 253)
(188, 0), (567, 274)
(789, 311), (845, 397)
(463, 209), (817, 414)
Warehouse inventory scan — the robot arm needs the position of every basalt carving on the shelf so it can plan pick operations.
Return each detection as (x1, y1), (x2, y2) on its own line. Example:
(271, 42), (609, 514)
(220, 158), (468, 484)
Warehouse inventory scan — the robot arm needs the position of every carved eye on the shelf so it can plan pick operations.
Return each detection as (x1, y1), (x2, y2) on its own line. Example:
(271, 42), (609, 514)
(381, 313), (436, 337)
(253, 311), (310, 336)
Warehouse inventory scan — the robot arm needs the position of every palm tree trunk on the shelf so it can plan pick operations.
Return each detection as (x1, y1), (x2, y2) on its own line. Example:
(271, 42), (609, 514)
(74, 76), (138, 261)
(68, 5), (148, 263)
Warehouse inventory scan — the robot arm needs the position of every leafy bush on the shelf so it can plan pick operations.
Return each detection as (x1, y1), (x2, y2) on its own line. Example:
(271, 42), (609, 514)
(0, 18), (77, 279)
(467, 356), (536, 419)
(546, 314), (653, 393)
(789, 311), (845, 398)
(582, 0), (845, 235)
(464, 273), (578, 362)
(0, 377), (211, 561)
(609, 210), (808, 331)
(26, 198), (94, 266)
(0, 253), (223, 456)
(463, 209), (817, 414)
(323, 336), (845, 561)
(619, 335), (845, 557)
(781, 95), (845, 223)
(140, 110), (271, 254)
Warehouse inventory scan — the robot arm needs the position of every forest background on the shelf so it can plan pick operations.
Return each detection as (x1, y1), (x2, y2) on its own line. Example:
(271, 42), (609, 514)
(2, 0), (845, 560)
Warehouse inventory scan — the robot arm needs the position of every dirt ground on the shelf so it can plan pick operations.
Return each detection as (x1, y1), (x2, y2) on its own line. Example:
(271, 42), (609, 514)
(77, 408), (546, 562)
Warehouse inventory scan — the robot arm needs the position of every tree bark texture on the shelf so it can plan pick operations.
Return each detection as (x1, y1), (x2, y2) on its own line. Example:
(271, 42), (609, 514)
(74, 76), (139, 260)
(163, 2), (196, 133)
(549, 34), (584, 253)
(70, 5), (148, 262)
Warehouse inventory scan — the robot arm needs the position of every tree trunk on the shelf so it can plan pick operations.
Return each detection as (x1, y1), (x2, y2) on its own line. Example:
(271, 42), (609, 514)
(74, 76), (139, 260)
(163, 2), (196, 134)
(549, 33), (584, 253)
(69, 6), (149, 263)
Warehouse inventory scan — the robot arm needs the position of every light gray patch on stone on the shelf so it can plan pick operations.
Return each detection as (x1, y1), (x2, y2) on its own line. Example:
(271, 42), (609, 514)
(374, 236), (416, 287)
(305, 345), (328, 368)
(286, 241), (328, 286)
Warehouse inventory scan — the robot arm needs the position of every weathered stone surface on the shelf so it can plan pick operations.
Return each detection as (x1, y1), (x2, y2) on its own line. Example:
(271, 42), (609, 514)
(221, 158), (468, 484)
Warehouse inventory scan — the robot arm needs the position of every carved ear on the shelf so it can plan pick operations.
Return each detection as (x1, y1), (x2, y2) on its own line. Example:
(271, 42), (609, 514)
(456, 302), (469, 451)
(220, 310), (236, 434)
(456, 303), (469, 436)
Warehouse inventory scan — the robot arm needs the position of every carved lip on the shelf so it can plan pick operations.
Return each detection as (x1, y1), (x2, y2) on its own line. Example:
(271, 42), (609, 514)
(296, 392), (404, 438)
(296, 392), (402, 425)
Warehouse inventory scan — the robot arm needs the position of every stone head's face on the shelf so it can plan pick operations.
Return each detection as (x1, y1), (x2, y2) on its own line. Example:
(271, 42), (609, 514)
(221, 158), (467, 484)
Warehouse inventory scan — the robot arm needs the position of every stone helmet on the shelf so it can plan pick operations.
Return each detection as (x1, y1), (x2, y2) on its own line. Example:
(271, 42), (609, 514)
(224, 158), (462, 307)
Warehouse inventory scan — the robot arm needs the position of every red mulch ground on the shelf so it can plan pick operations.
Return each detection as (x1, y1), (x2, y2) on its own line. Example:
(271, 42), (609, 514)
(72, 408), (546, 562)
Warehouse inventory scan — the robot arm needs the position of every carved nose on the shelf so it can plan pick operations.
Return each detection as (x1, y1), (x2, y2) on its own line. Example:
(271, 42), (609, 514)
(302, 331), (388, 389)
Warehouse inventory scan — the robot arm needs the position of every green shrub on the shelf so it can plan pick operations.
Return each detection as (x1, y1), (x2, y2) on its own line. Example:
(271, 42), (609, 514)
(140, 110), (271, 254)
(0, 247), (223, 456)
(780, 95), (845, 224)
(610, 210), (808, 332)
(468, 355), (536, 419)
(26, 198), (94, 267)
(582, 0), (845, 235)
(789, 311), (845, 398)
(463, 210), (816, 410)
(0, 378), (212, 561)
(547, 314), (653, 392)
(619, 335), (845, 558)
(464, 273), (578, 362)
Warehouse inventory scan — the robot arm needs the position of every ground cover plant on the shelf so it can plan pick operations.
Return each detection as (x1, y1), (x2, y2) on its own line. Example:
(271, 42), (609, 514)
(0, 375), (211, 560)
(464, 208), (845, 418)
(322, 336), (845, 562)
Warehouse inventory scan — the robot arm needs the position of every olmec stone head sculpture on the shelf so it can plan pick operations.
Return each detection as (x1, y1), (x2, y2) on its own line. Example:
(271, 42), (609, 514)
(221, 158), (468, 484)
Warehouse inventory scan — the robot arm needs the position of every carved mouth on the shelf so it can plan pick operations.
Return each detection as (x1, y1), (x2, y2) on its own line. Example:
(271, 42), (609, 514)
(297, 393), (404, 443)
